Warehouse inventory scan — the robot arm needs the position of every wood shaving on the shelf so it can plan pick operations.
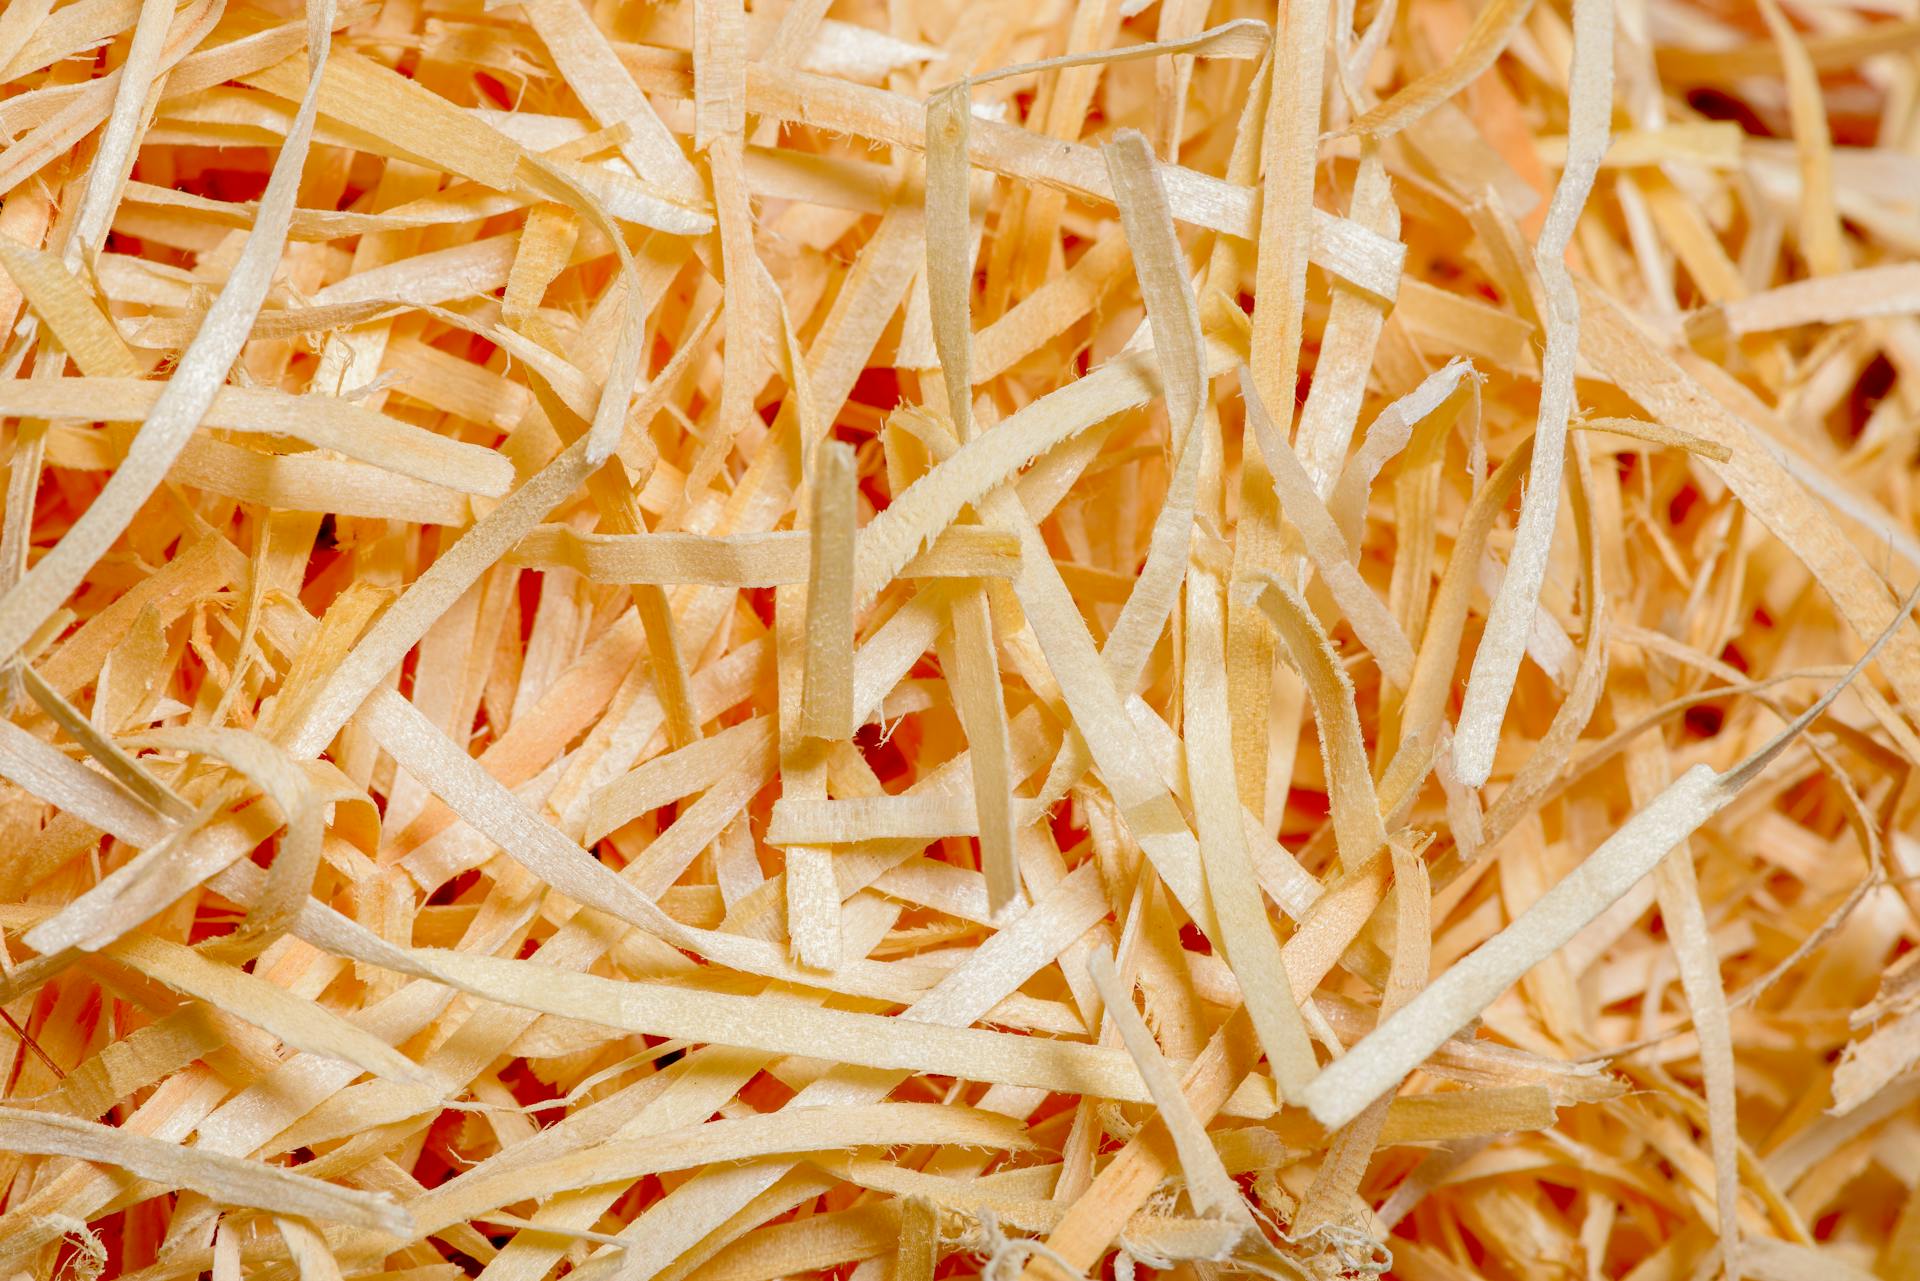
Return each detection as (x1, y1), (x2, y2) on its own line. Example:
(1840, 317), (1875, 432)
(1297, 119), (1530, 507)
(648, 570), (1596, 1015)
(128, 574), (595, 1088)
(3, 1), (1919, 1279)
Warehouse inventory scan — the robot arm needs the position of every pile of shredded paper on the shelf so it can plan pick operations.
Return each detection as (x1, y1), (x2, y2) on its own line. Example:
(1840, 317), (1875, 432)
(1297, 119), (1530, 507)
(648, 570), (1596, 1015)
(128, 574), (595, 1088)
(6, 0), (1920, 1277)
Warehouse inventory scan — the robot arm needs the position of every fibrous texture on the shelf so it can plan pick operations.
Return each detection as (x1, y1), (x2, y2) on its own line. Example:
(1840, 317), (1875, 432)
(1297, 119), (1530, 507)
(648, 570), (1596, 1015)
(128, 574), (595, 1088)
(4, 1), (1920, 1279)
